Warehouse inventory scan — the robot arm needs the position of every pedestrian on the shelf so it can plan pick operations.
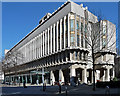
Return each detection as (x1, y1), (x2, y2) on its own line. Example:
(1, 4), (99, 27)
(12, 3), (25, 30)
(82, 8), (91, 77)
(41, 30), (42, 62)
(105, 86), (110, 95)
(23, 80), (27, 88)
(78, 80), (80, 86)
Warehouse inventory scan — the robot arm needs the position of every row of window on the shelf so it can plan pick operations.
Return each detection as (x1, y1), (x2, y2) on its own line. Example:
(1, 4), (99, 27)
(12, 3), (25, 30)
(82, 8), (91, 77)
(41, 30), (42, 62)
(71, 51), (88, 61)
(102, 21), (107, 48)
(70, 13), (88, 48)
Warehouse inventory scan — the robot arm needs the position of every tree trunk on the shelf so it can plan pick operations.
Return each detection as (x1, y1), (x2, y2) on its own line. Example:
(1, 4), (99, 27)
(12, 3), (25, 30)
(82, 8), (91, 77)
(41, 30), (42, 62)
(92, 47), (95, 91)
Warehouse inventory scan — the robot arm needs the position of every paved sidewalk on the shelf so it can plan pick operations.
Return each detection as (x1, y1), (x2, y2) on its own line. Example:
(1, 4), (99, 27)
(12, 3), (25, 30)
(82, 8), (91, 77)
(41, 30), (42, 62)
(1, 85), (120, 96)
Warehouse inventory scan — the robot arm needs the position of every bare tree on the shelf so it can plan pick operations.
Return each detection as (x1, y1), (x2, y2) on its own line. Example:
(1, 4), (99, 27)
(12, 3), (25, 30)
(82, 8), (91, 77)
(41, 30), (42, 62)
(83, 12), (116, 91)
(2, 50), (24, 85)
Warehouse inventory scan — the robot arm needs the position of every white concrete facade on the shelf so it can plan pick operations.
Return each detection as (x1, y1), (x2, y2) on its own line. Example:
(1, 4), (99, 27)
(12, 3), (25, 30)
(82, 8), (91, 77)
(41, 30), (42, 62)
(3, 1), (116, 85)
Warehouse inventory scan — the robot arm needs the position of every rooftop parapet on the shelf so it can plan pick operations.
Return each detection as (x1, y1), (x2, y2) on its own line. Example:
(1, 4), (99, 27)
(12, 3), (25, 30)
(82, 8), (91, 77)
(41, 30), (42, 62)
(39, 13), (52, 24)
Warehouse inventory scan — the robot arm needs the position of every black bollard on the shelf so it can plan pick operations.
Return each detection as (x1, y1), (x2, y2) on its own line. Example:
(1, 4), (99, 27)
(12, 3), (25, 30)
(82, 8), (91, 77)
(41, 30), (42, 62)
(43, 83), (45, 91)
(65, 86), (67, 96)
(45, 83), (46, 90)
(105, 86), (110, 95)
(58, 83), (61, 93)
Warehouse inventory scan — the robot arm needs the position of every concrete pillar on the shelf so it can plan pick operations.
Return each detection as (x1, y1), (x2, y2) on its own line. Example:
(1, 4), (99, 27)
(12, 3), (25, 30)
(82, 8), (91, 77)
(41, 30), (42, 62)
(100, 69), (105, 81)
(112, 68), (115, 79)
(59, 69), (64, 84)
(68, 13), (70, 47)
(83, 18), (85, 48)
(50, 70), (55, 85)
(43, 31), (44, 56)
(51, 26), (52, 53)
(91, 70), (93, 83)
(56, 21), (59, 51)
(53, 24), (55, 52)
(25, 75), (27, 84)
(64, 16), (66, 49)
(95, 72), (97, 83)
(11, 76), (12, 83)
(42, 68), (44, 84)
(105, 68), (110, 81)
(82, 68), (87, 83)
(34, 37), (36, 59)
(45, 30), (46, 55)
(60, 19), (62, 50)
(79, 17), (81, 47)
(30, 74), (32, 84)
(75, 14), (77, 46)
(70, 68), (76, 77)
(48, 28), (49, 54)
(22, 76), (24, 83)
(40, 34), (42, 57)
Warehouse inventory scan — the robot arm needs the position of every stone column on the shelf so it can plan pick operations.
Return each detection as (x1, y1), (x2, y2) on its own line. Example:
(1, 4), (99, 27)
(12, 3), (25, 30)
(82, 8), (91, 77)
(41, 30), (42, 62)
(56, 21), (59, 51)
(42, 68), (44, 84)
(79, 16), (81, 47)
(100, 69), (105, 81)
(11, 76), (12, 83)
(91, 70), (93, 83)
(68, 13), (70, 47)
(50, 70), (55, 85)
(25, 75), (27, 84)
(50, 26), (52, 53)
(74, 14), (77, 47)
(22, 76), (24, 83)
(60, 19), (62, 50)
(82, 68), (87, 83)
(45, 30), (46, 55)
(48, 28), (49, 54)
(59, 69), (64, 84)
(64, 16), (66, 49)
(112, 68), (115, 79)
(53, 24), (55, 52)
(30, 74), (32, 84)
(43, 31), (45, 56)
(70, 68), (76, 77)
(105, 68), (110, 81)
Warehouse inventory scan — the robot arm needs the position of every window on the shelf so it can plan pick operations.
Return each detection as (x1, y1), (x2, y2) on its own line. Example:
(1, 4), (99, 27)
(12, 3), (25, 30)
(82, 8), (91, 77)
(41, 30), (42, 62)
(65, 15), (68, 48)
(70, 20), (75, 46)
(71, 51), (74, 60)
(85, 21), (87, 48)
(70, 19), (75, 32)
(81, 22), (83, 47)
(79, 52), (81, 60)
(102, 21), (107, 48)
(70, 14), (75, 46)
(75, 51), (78, 60)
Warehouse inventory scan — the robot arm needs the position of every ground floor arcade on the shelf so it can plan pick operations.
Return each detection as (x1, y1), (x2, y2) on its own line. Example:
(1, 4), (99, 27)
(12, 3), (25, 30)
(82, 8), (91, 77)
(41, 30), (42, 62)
(4, 63), (115, 86)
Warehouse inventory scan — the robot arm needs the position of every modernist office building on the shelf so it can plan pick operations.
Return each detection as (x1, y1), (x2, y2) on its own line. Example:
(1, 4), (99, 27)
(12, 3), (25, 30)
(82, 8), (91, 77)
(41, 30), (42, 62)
(3, 1), (116, 85)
